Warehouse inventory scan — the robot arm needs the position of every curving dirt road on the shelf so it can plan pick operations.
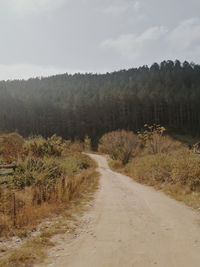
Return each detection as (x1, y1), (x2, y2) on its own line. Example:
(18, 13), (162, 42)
(38, 154), (200, 267)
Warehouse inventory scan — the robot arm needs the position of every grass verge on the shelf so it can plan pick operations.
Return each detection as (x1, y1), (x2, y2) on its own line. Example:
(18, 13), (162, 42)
(109, 148), (200, 210)
(0, 167), (99, 267)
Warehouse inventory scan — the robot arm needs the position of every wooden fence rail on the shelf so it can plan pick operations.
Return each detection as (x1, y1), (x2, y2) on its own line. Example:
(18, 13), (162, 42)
(0, 165), (17, 171)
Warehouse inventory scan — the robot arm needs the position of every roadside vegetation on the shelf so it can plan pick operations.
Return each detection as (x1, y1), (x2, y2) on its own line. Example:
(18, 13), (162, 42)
(0, 133), (98, 266)
(100, 125), (200, 209)
(98, 130), (138, 165)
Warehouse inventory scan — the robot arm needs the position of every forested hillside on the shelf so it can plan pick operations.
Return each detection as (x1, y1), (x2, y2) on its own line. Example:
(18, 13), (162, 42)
(0, 60), (200, 144)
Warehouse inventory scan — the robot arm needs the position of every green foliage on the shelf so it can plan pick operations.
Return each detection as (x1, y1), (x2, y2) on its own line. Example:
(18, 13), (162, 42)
(0, 133), (96, 236)
(10, 153), (93, 190)
(1, 60), (200, 143)
(22, 135), (66, 158)
(13, 157), (64, 189)
(62, 153), (93, 175)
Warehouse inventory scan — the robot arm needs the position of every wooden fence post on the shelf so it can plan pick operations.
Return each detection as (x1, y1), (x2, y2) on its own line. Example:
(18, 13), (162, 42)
(13, 192), (16, 227)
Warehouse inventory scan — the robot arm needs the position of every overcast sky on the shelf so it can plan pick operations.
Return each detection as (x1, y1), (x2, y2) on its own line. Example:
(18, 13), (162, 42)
(0, 0), (200, 80)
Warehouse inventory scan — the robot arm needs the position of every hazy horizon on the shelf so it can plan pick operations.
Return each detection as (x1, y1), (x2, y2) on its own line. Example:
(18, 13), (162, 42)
(0, 0), (200, 80)
(0, 59), (199, 82)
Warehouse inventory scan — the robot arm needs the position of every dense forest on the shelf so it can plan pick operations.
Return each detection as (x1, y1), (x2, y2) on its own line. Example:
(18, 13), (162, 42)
(0, 60), (200, 146)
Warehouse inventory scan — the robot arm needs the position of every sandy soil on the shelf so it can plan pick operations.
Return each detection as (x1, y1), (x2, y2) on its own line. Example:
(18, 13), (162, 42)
(37, 154), (200, 267)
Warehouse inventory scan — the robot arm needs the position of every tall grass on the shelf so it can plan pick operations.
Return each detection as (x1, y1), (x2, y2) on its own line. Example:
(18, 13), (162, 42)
(0, 133), (24, 163)
(108, 126), (200, 208)
(0, 134), (97, 238)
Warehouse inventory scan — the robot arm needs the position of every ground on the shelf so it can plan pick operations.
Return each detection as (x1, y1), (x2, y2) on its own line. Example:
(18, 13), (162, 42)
(36, 154), (200, 267)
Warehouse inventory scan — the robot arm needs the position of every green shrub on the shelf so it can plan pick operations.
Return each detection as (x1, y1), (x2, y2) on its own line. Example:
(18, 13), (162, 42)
(0, 134), (97, 237)
(61, 152), (94, 176)
(22, 135), (66, 158)
(13, 157), (64, 189)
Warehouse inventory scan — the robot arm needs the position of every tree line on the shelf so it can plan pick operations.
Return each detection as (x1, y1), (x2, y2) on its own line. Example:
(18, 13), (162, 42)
(0, 60), (200, 146)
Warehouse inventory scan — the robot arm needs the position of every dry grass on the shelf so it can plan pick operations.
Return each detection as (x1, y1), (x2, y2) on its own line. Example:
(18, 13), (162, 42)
(0, 133), (98, 266)
(110, 133), (200, 209)
(98, 130), (139, 164)
(0, 166), (98, 237)
(170, 133), (200, 147)
(0, 133), (24, 163)
(0, 168), (99, 267)
(0, 234), (53, 267)
(0, 133), (98, 238)
(163, 184), (200, 209)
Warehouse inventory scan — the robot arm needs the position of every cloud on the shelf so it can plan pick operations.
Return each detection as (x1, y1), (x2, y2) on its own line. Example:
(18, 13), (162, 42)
(0, 64), (67, 80)
(167, 18), (200, 51)
(101, 17), (200, 63)
(103, 5), (128, 15)
(133, 1), (141, 12)
(101, 26), (168, 59)
(103, 0), (142, 15)
(8, 0), (65, 16)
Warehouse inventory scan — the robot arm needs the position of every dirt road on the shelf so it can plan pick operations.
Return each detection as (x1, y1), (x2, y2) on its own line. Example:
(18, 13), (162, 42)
(38, 154), (200, 267)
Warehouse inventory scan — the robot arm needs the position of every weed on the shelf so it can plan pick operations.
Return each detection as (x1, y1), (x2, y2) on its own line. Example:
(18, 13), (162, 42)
(108, 125), (200, 209)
